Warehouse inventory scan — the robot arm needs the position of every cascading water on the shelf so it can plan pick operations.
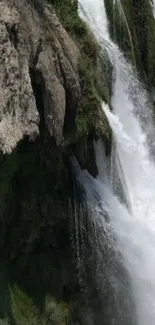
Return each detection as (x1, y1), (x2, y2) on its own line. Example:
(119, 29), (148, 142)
(112, 0), (135, 61)
(151, 0), (155, 17)
(71, 156), (136, 325)
(75, 0), (155, 324)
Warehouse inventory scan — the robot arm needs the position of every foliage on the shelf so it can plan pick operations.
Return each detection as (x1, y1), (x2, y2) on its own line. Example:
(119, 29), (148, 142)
(43, 296), (69, 325)
(10, 286), (41, 325)
(0, 319), (10, 325)
(105, 0), (155, 87)
(48, 0), (111, 138)
(9, 285), (69, 325)
(0, 2), (112, 325)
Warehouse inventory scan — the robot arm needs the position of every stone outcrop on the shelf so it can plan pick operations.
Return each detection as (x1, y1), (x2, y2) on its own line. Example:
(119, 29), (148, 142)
(0, 2), (112, 325)
(0, 0), (80, 152)
(0, 2), (39, 153)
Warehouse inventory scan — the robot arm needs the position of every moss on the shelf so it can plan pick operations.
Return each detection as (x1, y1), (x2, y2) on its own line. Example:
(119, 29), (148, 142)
(130, 0), (155, 86)
(105, 0), (155, 87)
(104, 0), (134, 61)
(0, 319), (10, 325)
(0, 131), (80, 324)
(9, 285), (70, 325)
(43, 296), (69, 325)
(10, 286), (41, 325)
(76, 48), (111, 138)
(0, 256), (75, 325)
(121, 0), (155, 86)
(0, 2), (112, 324)
(47, 0), (111, 140)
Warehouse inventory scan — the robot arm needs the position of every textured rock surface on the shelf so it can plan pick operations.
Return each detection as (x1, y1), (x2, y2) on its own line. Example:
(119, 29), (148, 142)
(0, 2), (39, 153)
(0, 2), (111, 325)
(0, 0), (80, 152)
(35, 8), (80, 145)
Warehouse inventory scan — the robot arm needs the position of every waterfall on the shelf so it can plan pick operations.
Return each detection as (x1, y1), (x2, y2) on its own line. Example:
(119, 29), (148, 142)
(151, 0), (155, 17)
(71, 156), (136, 325)
(113, 0), (135, 62)
(76, 0), (155, 324)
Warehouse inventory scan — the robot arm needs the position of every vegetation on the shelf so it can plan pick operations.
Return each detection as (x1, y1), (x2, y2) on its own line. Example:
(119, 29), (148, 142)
(0, 279), (70, 325)
(0, 1), (112, 324)
(0, 134), (78, 325)
(104, 0), (155, 87)
(1, 1), (153, 324)
(10, 285), (70, 325)
(48, 0), (111, 138)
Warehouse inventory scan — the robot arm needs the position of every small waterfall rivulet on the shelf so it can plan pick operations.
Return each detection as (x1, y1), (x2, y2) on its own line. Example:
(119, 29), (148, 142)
(152, 0), (155, 17)
(71, 0), (155, 324)
(70, 156), (136, 325)
(112, 0), (135, 62)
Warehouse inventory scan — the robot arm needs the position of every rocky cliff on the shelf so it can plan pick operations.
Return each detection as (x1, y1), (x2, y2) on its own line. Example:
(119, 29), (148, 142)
(1, 0), (154, 324)
(0, 1), (111, 324)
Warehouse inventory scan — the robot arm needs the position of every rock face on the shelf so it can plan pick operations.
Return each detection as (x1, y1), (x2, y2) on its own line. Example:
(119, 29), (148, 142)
(36, 8), (80, 145)
(0, 2), (39, 153)
(0, 0), (80, 152)
(0, 2), (111, 325)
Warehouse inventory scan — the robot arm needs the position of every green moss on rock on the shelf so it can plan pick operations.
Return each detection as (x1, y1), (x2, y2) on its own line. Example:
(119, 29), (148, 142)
(105, 0), (155, 87)
(48, 0), (112, 139)
(0, 319), (9, 325)
(10, 286), (41, 325)
(10, 286), (70, 325)
(0, 2), (113, 325)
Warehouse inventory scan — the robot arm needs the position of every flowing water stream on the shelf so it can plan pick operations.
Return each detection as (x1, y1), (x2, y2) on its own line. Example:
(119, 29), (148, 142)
(152, 0), (155, 17)
(75, 0), (155, 324)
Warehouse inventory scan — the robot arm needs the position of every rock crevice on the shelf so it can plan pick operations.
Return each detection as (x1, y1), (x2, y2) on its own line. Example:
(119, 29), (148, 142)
(0, 1), (82, 152)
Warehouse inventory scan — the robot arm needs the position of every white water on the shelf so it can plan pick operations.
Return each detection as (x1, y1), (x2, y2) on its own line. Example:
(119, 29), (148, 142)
(78, 0), (109, 42)
(151, 0), (155, 18)
(78, 0), (155, 324)
(113, 0), (135, 61)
